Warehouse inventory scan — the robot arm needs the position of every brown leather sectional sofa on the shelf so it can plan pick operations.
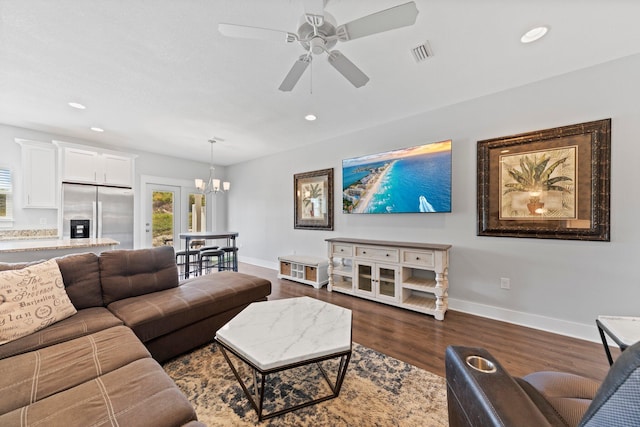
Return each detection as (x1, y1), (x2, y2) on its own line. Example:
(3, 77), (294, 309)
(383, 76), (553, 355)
(0, 246), (272, 426)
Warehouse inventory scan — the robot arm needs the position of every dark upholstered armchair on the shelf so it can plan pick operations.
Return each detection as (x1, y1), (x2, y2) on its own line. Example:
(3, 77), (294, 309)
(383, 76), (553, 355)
(445, 342), (640, 427)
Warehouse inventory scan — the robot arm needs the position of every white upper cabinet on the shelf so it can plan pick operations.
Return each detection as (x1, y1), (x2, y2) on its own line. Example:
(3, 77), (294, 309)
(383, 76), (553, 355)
(54, 141), (135, 187)
(102, 153), (133, 187)
(61, 147), (101, 184)
(16, 139), (57, 209)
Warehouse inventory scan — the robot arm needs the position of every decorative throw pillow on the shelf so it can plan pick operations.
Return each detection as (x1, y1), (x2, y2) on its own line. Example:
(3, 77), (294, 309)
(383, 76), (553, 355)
(0, 258), (77, 345)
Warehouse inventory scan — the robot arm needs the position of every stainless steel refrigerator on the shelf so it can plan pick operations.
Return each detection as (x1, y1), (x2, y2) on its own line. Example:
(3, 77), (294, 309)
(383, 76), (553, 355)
(62, 183), (134, 249)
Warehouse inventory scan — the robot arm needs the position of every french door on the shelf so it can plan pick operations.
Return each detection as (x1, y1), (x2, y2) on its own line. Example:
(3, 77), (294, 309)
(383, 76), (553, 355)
(144, 184), (181, 248)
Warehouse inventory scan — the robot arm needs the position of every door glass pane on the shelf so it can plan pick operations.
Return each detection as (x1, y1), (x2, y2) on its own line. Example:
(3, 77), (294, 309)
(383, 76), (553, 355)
(379, 267), (396, 297)
(189, 193), (206, 232)
(357, 264), (372, 292)
(152, 191), (174, 247)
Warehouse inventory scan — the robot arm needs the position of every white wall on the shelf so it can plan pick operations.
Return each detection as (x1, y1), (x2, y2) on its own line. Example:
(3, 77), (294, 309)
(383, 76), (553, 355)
(227, 53), (640, 342)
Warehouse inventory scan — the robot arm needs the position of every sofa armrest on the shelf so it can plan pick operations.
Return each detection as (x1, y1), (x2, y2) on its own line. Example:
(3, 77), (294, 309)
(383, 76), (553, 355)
(445, 346), (561, 427)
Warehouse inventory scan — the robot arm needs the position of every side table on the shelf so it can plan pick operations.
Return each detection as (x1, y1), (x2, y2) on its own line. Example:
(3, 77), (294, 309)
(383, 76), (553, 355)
(596, 315), (640, 365)
(277, 255), (329, 288)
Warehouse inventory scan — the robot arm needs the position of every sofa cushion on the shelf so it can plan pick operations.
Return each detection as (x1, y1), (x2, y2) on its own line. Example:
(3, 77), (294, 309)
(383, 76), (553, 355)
(100, 246), (179, 305)
(0, 307), (123, 360)
(0, 259), (77, 345)
(0, 260), (46, 271)
(0, 254), (104, 309)
(0, 357), (199, 427)
(108, 271), (271, 343)
(55, 252), (104, 309)
(0, 325), (149, 414)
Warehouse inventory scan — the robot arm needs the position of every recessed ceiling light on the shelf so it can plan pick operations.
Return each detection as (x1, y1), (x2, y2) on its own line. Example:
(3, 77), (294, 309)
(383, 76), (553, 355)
(68, 102), (86, 109)
(305, 114), (317, 121)
(90, 127), (104, 132)
(521, 26), (549, 43)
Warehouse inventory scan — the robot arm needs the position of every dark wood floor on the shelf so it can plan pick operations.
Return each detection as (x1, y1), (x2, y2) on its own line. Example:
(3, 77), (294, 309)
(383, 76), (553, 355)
(238, 262), (613, 381)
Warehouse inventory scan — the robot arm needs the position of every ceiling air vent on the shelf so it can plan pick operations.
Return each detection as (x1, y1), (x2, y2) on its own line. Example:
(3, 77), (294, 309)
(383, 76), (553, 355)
(412, 41), (433, 63)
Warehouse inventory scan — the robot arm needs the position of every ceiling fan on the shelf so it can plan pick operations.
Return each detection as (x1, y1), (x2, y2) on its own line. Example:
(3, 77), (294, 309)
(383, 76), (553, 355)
(218, 1), (419, 91)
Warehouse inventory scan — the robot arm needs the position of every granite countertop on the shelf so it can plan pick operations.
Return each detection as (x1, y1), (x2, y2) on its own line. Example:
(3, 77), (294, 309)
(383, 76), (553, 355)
(0, 237), (120, 253)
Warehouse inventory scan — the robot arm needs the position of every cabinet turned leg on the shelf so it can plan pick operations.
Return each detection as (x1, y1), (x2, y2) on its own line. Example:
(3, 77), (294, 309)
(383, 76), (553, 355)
(327, 255), (334, 292)
(434, 270), (448, 321)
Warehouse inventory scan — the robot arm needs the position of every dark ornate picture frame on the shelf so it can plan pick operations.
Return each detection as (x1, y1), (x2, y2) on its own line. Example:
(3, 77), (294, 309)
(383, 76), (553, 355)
(294, 168), (334, 230)
(477, 119), (611, 241)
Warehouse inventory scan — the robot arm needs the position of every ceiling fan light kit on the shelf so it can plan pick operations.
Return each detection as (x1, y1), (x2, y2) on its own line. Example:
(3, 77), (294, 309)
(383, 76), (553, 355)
(219, 1), (419, 91)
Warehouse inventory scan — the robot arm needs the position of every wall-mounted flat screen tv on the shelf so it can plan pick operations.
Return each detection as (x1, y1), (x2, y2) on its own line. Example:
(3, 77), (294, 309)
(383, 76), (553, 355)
(342, 140), (452, 214)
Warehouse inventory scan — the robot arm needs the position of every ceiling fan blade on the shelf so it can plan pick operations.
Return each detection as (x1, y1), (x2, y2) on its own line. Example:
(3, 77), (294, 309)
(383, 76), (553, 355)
(327, 50), (369, 88)
(218, 23), (297, 43)
(336, 1), (419, 42)
(278, 55), (312, 92)
(303, 0), (325, 27)
(303, 0), (324, 17)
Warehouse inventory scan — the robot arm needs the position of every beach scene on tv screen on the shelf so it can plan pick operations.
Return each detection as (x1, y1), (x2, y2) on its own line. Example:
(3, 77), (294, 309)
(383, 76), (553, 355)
(342, 140), (452, 214)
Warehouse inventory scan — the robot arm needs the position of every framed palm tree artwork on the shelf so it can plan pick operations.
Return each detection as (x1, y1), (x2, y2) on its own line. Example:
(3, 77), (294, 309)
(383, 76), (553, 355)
(294, 168), (334, 230)
(477, 119), (611, 241)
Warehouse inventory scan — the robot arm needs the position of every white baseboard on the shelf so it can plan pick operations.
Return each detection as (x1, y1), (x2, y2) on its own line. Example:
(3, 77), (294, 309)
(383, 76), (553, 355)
(239, 257), (603, 345)
(449, 298), (602, 344)
(239, 256), (278, 271)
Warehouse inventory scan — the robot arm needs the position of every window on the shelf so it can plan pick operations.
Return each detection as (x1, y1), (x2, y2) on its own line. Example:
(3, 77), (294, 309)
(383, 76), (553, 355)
(0, 168), (13, 221)
(188, 193), (206, 232)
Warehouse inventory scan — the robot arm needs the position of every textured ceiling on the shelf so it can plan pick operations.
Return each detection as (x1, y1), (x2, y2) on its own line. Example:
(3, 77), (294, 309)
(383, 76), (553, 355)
(2, 0), (640, 165)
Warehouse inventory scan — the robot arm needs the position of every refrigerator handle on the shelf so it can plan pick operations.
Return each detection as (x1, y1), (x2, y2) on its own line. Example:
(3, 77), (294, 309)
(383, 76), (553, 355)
(97, 201), (103, 238)
(92, 201), (97, 238)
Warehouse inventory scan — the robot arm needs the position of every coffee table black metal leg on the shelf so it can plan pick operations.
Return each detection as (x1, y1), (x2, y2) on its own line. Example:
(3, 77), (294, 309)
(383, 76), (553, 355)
(218, 341), (351, 421)
(597, 320), (615, 366)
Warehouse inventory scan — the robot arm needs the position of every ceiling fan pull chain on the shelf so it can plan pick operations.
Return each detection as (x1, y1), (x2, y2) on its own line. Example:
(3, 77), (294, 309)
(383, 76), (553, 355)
(309, 53), (313, 95)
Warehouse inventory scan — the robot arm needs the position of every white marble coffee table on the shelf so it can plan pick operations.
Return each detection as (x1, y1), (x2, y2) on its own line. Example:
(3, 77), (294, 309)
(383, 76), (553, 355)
(215, 297), (352, 421)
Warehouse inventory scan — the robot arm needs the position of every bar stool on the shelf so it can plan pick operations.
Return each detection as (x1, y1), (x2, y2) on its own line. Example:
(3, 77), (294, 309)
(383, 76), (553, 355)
(176, 250), (199, 279)
(219, 246), (238, 271)
(198, 246), (224, 275)
(176, 240), (206, 279)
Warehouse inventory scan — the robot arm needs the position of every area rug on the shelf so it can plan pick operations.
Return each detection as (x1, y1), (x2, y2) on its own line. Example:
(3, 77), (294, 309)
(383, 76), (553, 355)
(163, 342), (448, 426)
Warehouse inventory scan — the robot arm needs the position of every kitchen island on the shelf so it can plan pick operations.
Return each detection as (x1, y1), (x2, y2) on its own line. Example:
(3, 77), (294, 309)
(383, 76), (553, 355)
(0, 237), (119, 263)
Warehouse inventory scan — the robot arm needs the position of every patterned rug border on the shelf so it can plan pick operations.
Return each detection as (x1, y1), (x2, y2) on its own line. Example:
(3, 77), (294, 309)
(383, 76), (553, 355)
(163, 342), (448, 426)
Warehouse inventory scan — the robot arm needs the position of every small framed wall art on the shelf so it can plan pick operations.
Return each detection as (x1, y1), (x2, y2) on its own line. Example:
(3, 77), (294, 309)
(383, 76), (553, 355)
(477, 118), (611, 241)
(294, 168), (334, 230)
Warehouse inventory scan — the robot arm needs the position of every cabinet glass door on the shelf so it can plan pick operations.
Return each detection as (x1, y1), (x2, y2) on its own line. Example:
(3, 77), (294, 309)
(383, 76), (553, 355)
(356, 264), (373, 294)
(377, 266), (397, 299)
(378, 267), (396, 298)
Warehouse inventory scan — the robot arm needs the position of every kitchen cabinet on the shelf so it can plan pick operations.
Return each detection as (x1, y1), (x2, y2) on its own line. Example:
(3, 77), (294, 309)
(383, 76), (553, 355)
(326, 237), (451, 320)
(16, 139), (57, 208)
(55, 141), (135, 187)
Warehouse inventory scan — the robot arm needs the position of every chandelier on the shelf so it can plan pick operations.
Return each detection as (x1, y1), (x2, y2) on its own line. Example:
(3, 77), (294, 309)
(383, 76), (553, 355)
(195, 139), (230, 194)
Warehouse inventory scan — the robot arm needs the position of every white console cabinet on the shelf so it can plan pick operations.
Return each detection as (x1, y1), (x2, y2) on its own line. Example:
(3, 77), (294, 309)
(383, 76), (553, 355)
(278, 255), (329, 289)
(326, 237), (451, 320)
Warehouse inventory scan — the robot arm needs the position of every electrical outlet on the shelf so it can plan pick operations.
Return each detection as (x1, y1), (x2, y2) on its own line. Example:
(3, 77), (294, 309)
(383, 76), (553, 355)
(500, 277), (511, 290)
